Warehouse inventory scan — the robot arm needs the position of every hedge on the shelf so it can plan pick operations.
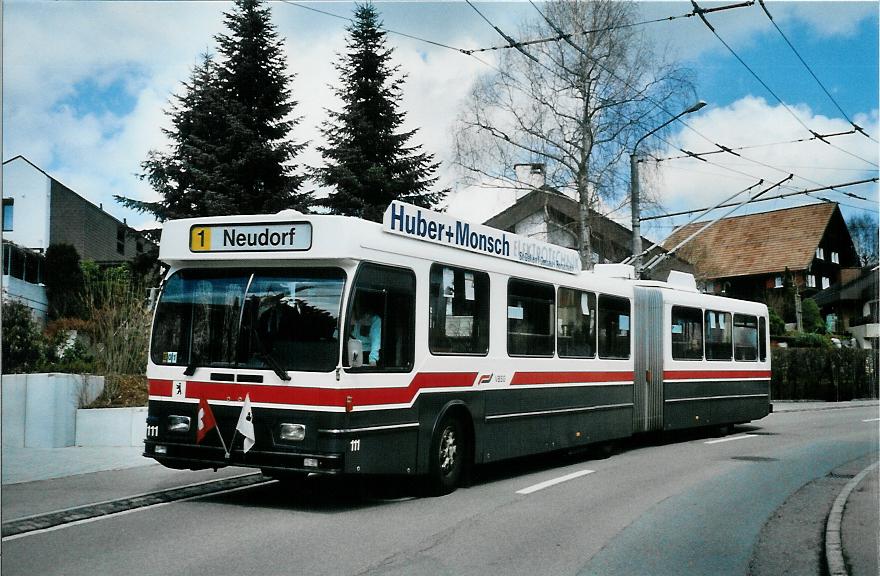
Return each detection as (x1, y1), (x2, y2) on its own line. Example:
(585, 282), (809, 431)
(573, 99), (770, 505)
(771, 348), (879, 401)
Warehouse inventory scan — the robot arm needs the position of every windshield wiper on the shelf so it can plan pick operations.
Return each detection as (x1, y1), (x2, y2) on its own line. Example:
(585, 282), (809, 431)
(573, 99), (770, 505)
(183, 363), (198, 376)
(260, 351), (291, 382)
(248, 324), (291, 382)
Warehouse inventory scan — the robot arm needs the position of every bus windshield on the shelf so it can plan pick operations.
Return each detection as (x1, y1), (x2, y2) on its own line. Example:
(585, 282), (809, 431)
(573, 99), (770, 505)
(151, 268), (345, 373)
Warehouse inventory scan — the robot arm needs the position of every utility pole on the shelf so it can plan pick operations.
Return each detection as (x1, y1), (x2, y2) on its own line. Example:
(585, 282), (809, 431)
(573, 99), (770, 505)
(631, 101), (706, 277)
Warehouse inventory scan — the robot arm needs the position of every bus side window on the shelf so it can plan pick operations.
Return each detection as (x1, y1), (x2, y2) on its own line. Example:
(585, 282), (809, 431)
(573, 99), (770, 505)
(507, 279), (554, 357)
(429, 264), (489, 355)
(345, 263), (415, 372)
(598, 295), (630, 360)
(671, 305), (703, 360)
(557, 287), (595, 358)
(759, 316), (768, 362)
(705, 310), (733, 360)
(734, 314), (758, 361)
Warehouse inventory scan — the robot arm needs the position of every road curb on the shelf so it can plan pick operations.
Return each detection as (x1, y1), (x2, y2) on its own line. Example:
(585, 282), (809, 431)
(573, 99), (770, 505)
(1, 472), (270, 539)
(825, 460), (879, 576)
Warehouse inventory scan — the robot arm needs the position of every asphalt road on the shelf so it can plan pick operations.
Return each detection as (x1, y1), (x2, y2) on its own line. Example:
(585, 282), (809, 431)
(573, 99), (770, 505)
(3, 405), (877, 576)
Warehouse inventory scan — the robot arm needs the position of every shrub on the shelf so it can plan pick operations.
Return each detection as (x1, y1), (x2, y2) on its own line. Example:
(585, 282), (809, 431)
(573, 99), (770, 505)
(792, 332), (832, 349)
(81, 265), (151, 376)
(772, 347), (879, 401)
(801, 299), (824, 333)
(1, 300), (46, 373)
(768, 309), (786, 336)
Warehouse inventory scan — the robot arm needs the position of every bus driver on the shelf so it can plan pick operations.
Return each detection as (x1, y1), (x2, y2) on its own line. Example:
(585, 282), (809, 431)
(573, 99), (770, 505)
(351, 300), (382, 366)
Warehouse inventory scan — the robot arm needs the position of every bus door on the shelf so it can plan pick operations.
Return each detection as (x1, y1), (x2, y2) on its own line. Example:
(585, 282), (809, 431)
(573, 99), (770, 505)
(633, 287), (664, 432)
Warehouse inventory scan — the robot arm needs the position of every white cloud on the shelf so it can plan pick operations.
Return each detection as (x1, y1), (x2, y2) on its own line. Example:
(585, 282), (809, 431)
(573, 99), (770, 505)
(770, 2), (878, 38)
(644, 1), (877, 62)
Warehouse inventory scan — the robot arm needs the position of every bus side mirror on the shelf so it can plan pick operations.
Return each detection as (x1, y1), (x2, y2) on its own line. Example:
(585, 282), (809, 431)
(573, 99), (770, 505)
(347, 338), (363, 368)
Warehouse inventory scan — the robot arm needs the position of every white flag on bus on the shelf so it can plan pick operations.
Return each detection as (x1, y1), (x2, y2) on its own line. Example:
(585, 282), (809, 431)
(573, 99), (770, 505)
(236, 394), (255, 453)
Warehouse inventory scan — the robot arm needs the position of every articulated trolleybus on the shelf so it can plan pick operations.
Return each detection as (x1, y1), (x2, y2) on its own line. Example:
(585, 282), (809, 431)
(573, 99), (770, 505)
(145, 201), (771, 494)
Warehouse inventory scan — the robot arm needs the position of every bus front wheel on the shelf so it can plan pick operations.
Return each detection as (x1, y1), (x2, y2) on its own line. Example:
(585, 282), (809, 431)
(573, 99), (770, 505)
(427, 414), (466, 495)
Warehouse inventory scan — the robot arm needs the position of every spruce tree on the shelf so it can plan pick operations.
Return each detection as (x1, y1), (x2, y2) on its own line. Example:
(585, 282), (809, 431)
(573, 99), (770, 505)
(317, 3), (447, 222)
(118, 0), (310, 220)
(214, 0), (310, 214)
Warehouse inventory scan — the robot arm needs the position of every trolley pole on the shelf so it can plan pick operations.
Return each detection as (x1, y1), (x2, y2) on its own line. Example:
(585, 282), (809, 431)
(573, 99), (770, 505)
(630, 101), (706, 278)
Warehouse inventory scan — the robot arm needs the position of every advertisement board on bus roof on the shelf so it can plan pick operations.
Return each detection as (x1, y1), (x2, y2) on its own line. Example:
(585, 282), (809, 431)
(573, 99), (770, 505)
(383, 201), (580, 275)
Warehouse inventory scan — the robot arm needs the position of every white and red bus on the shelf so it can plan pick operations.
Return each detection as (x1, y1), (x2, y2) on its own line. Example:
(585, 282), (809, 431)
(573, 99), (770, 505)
(144, 201), (771, 493)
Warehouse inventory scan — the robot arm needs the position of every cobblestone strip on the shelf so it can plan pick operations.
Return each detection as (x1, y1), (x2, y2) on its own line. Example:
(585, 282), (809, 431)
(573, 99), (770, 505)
(1, 473), (270, 538)
(825, 460), (880, 576)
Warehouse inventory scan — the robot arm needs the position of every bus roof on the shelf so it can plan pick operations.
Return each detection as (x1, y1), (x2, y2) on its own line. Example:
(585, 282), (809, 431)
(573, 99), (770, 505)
(158, 204), (761, 309)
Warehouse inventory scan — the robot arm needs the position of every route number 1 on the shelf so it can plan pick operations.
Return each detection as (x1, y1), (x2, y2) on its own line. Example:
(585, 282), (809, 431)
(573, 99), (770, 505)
(190, 227), (211, 251)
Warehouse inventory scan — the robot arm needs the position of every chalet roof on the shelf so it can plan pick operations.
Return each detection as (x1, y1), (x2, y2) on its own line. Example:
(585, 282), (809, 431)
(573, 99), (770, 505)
(662, 202), (840, 280)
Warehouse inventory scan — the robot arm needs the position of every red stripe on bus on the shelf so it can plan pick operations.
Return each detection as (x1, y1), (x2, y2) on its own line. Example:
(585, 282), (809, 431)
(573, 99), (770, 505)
(149, 380), (173, 396)
(148, 372), (478, 407)
(663, 370), (771, 380)
(511, 371), (635, 385)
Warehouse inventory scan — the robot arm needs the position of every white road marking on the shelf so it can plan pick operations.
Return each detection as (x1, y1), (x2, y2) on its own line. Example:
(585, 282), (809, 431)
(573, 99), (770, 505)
(704, 434), (758, 445)
(862, 418), (880, 422)
(516, 469), (594, 495)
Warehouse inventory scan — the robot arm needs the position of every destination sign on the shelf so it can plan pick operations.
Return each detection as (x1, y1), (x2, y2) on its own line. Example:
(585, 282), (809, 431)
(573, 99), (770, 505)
(189, 222), (312, 252)
(383, 201), (580, 274)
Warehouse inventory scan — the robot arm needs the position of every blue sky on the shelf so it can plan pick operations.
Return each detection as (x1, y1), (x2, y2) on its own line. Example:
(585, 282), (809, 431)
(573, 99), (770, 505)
(3, 1), (878, 241)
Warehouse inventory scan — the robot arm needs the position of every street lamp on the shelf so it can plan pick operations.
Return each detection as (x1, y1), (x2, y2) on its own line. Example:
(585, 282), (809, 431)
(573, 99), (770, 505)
(631, 100), (706, 277)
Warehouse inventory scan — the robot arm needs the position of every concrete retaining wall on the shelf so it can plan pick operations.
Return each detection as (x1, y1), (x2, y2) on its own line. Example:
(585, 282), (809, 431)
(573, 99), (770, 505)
(1, 373), (103, 448)
(75, 407), (147, 447)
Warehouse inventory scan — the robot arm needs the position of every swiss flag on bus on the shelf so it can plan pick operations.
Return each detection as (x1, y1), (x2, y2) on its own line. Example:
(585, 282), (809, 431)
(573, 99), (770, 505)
(196, 397), (217, 444)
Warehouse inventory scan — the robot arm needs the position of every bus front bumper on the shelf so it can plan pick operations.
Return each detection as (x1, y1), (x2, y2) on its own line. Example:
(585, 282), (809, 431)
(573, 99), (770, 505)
(143, 440), (344, 474)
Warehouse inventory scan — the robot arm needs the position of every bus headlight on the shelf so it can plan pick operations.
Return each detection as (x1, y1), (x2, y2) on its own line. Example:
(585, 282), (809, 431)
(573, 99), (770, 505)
(279, 423), (306, 441)
(167, 415), (191, 433)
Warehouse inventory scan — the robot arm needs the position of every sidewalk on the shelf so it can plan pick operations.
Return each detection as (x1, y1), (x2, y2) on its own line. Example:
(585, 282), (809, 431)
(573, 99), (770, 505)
(2, 445), (149, 485)
(838, 462), (879, 576)
(772, 399), (879, 413)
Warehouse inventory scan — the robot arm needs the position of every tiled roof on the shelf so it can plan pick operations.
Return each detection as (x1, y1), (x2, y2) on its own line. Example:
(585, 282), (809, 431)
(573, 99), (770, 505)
(662, 203), (839, 279)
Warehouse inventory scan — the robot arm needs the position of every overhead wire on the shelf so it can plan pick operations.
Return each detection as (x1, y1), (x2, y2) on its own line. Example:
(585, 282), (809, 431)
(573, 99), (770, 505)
(462, 7), (702, 55)
(691, 0), (878, 168)
(640, 177), (878, 220)
(284, 0), (877, 218)
(650, 129), (861, 163)
(757, 0), (877, 143)
(467, 1), (878, 215)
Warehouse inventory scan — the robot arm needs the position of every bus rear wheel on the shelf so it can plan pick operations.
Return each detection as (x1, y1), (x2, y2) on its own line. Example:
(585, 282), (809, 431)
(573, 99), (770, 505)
(427, 414), (466, 496)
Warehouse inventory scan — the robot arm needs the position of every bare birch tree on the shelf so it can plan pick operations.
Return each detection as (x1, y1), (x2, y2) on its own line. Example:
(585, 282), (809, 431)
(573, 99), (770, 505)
(455, 0), (693, 268)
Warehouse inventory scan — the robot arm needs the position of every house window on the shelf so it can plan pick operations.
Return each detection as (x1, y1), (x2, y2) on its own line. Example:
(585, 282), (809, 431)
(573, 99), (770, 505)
(816, 247), (824, 260)
(136, 239), (144, 254)
(831, 251), (839, 264)
(2, 199), (13, 232)
(806, 275), (816, 288)
(117, 226), (126, 255)
(822, 277), (831, 290)
(774, 276), (783, 288)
